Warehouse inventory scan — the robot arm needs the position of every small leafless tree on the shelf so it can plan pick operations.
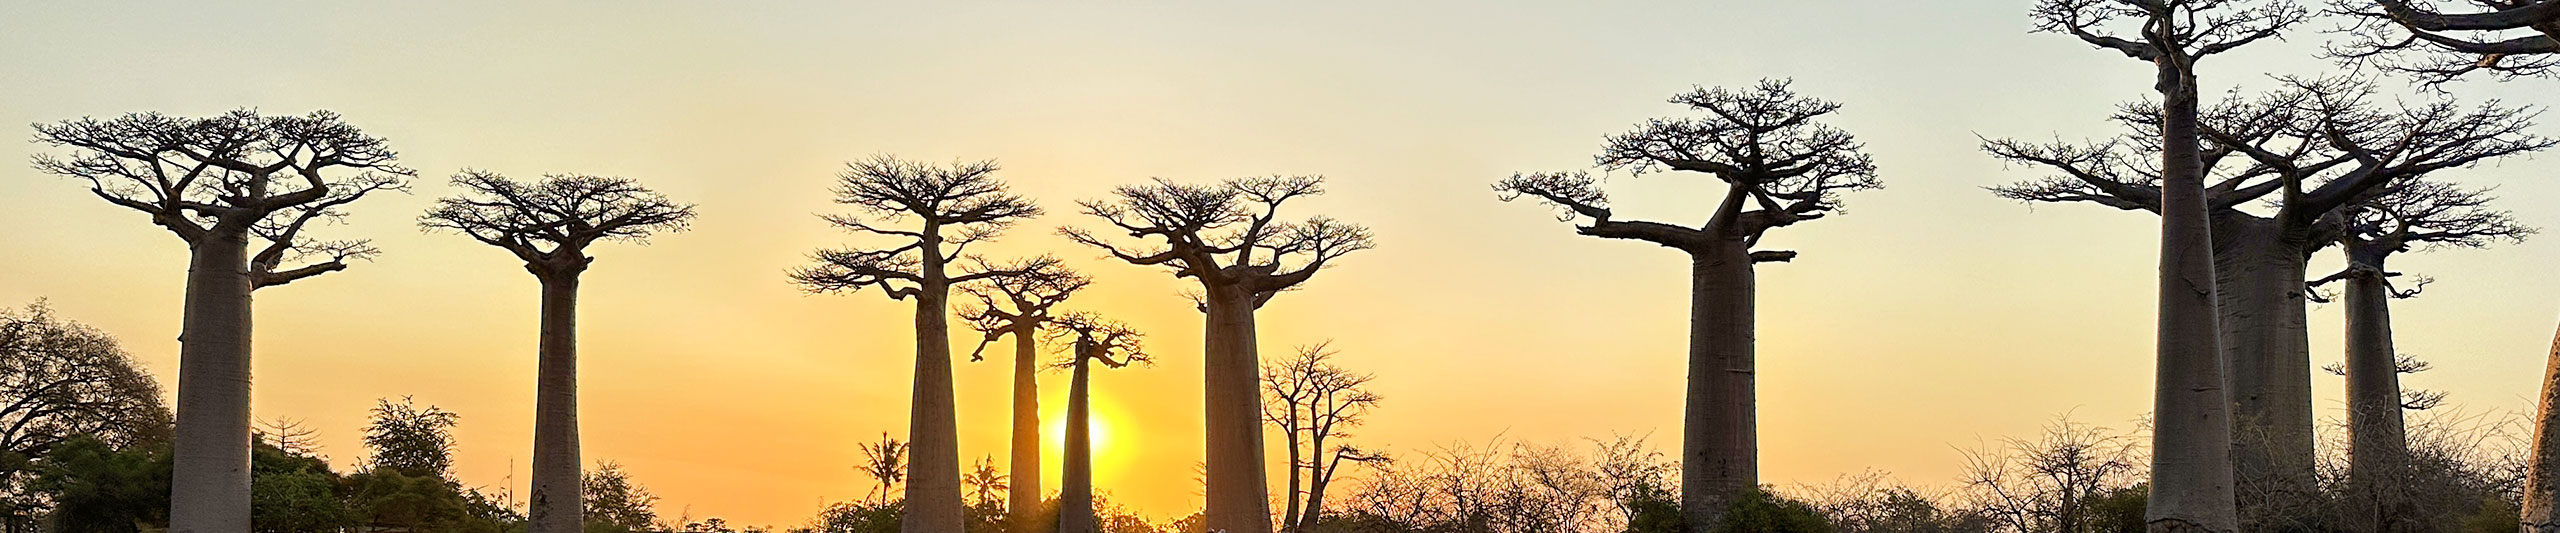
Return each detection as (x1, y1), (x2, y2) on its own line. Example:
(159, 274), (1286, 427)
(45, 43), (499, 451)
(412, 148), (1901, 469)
(1062, 175), (1373, 533)
(1263, 342), (1386, 531)
(420, 170), (696, 533)
(790, 155), (1051, 533)
(255, 418), (323, 459)
(1494, 79), (1876, 532)
(1958, 416), (2147, 533)
(2334, 0), (2560, 82)
(959, 261), (1089, 525)
(29, 110), (410, 532)
(1047, 312), (1147, 533)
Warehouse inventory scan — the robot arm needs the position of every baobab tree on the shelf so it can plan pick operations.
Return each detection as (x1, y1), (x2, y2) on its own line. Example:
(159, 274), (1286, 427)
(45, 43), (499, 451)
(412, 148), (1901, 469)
(419, 171), (696, 533)
(1263, 342), (1385, 532)
(2336, 0), (2560, 82)
(790, 156), (1051, 532)
(30, 110), (410, 533)
(2315, 180), (2534, 530)
(2021, 2), (2302, 529)
(1062, 176), (1375, 533)
(1987, 78), (2547, 524)
(959, 261), (1090, 525)
(1047, 312), (1147, 533)
(1494, 79), (1877, 531)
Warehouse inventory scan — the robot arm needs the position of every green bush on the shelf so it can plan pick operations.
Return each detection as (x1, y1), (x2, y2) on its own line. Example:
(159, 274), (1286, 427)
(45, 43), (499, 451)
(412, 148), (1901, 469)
(1712, 489), (1832, 533)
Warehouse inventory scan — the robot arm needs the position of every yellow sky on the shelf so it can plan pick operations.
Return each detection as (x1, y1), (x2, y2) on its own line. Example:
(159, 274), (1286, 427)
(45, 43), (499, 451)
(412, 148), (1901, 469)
(4, 1), (2559, 527)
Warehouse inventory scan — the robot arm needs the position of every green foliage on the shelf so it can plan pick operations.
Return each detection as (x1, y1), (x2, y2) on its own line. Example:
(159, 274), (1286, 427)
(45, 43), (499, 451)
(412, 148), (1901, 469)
(2083, 485), (2146, 533)
(2459, 496), (2520, 533)
(807, 499), (902, 533)
(366, 396), (461, 478)
(585, 461), (662, 531)
(28, 436), (168, 533)
(250, 442), (351, 532)
(346, 467), (472, 529)
(1622, 493), (1685, 533)
(1710, 489), (1833, 533)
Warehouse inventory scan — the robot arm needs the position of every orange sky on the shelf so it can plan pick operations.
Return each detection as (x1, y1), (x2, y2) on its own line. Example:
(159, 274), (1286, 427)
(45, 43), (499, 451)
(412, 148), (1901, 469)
(4, 1), (2558, 527)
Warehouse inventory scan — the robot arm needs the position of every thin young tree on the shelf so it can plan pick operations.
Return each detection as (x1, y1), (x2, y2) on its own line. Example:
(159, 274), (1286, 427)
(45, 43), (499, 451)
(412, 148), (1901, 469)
(1987, 78), (2547, 521)
(2313, 180), (2533, 530)
(790, 155), (1051, 532)
(1263, 342), (1385, 531)
(1047, 312), (1146, 533)
(420, 171), (696, 533)
(1493, 79), (1877, 532)
(2022, 2), (2301, 529)
(2336, 0), (2560, 82)
(1062, 176), (1375, 533)
(29, 110), (410, 533)
(959, 261), (1091, 525)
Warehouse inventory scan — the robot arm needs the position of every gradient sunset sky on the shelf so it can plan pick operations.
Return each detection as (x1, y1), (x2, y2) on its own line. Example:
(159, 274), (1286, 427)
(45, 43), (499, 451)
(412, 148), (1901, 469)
(4, 1), (2557, 527)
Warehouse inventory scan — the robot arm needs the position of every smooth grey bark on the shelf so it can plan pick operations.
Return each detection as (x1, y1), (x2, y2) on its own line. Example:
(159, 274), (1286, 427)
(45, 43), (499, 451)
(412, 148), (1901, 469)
(2149, 71), (2241, 533)
(2527, 319), (2560, 532)
(1202, 286), (1270, 532)
(1683, 241), (1757, 531)
(1058, 345), (1098, 533)
(2210, 214), (2319, 508)
(168, 227), (255, 533)
(1008, 321), (1042, 524)
(2340, 257), (2410, 532)
(906, 229), (965, 532)
(527, 272), (585, 533)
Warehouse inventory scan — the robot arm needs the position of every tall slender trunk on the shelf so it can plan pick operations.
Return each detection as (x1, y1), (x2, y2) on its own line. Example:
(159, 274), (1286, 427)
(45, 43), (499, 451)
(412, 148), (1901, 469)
(1059, 353), (1097, 533)
(2211, 215), (2319, 517)
(1300, 457), (1335, 528)
(2147, 72), (2240, 533)
(1202, 287), (1273, 533)
(2519, 317), (2560, 533)
(2342, 259), (2408, 533)
(168, 229), (254, 533)
(1280, 410), (1304, 532)
(1008, 322), (1043, 525)
(529, 274), (584, 533)
(906, 281), (965, 532)
(1681, 242), (1757, 533)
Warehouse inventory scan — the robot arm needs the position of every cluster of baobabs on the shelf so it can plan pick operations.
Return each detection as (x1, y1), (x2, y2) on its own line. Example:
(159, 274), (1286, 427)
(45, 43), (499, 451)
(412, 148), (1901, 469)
(20, 2), (2560, 533)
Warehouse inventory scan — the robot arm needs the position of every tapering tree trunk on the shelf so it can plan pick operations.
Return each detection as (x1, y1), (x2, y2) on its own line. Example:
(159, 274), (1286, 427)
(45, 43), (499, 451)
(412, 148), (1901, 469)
(2342, 261), (2409, 533)
(168, 228), (255, 533)
(1280, 413), (1304, 532)
(1300, 458), (1335, 529)
(2520, 318), (2560, 533)
(1681, 242), (1757, 533)
(1009, 322), (1043, 526)
(907, 281), (965, 532)
(2211, 215), (2319, 516)
(2147, 73), (2240, 533)
(1202, 287), (1273, 533)
(1058, 355), (1097, 533)
(529, 273), (585, 533)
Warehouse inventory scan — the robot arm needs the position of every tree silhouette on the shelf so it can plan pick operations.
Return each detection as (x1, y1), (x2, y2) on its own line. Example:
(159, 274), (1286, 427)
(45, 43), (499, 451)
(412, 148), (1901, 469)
(1062, 175), (1372, 533)
(963, 456), (1008, 510)
(420, 170), (695, 533)
(1045, 312), (1146, 533)
(2335, 0), (2560, 82)
(1986, 77), (2547, 521)
(789, 155), (1051, 533)
(857, 433), (909, 505)
(2310, 179), (2534, 530)
(362, 397), (460, 479)
(0, 301), (171, 528)
(29, 110), (411, 532)
(1263, 342), (1384, 532)
(1494, 79), (1876, 532)
(2021, 2), (2303, 529)
(958, 261), (1090, 525)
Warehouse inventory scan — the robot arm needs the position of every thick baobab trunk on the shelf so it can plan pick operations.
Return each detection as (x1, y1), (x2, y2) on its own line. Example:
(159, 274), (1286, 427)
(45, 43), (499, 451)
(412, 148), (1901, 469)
(1008, 321), (1043, 525)
(529, 274), (585, 533)
(906, 282), (965, 532)
(1681, 242), (1757, 533)
(2521, 318), (2560, 533)
(2342, 260), (2409, 533)
(1202, 287), (1273, 533)
(168, 229), (255, 533)
(2210, 215), (2318, 511)
(1059, 354), (1098, 533)
(2147, 74), (2239, 533)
